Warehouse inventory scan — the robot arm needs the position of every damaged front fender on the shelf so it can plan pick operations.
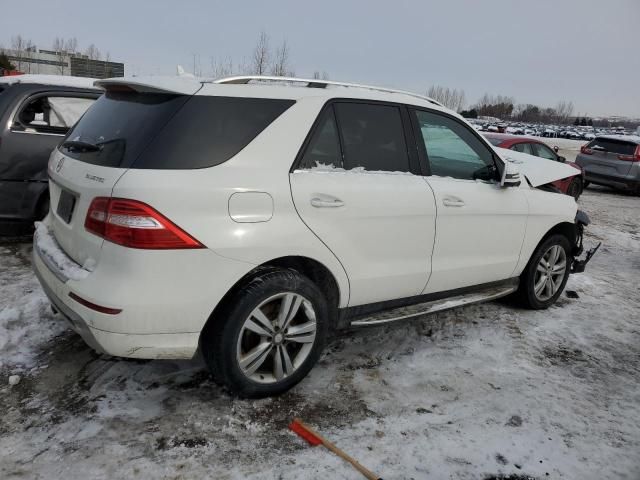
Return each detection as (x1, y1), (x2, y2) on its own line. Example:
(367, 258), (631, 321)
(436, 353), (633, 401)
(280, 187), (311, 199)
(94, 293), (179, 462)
(570, 210), (601, 274)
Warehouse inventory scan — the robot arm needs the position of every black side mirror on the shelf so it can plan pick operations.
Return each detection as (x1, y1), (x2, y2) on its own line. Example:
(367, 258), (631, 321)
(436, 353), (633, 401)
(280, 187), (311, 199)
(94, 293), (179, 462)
(558, 156), (566, 163)
(553, 146), (559, 153)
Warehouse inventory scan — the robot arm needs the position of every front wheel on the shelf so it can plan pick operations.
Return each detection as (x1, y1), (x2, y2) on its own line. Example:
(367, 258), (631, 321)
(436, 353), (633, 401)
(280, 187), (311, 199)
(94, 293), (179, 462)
(518, 234), (571, 309)
(200, 268), (329, 398)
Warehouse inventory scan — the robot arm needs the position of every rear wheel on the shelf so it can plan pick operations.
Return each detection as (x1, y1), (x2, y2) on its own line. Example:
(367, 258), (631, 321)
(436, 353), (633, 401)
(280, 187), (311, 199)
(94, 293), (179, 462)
(567, 178), (582, 200)
(200, 269), (328, 398)
(518, 234), (571, 309)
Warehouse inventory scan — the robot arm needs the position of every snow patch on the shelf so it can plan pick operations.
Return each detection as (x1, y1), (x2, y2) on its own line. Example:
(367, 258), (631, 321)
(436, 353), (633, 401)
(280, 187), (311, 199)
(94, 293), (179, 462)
(34, 222), (89, 281)
(296, 162), (413, 175)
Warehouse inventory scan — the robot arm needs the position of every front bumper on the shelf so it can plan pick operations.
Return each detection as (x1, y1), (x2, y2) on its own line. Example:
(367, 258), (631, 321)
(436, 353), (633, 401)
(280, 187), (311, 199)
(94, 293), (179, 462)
(570, 210), (600, 274)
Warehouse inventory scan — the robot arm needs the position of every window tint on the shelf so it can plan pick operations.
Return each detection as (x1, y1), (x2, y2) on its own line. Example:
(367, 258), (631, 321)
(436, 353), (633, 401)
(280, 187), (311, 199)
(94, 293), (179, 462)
(138, 96), (294, 169)
(587, 138), (637, 155)
(298, 108), (342, 169)
(532, 143), (556, 160)
(334, 103), (410, 172)
(62, 92), (190, 167)
(15, 95), (95, 134)
(62, 93), (294, 169)
(414, 110), (495, 180)
(511, 142), (534, 155)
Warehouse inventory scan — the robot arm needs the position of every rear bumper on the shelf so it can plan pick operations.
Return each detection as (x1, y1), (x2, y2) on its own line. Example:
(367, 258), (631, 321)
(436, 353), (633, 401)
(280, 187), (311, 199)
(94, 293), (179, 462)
(33, 244), (200, 359)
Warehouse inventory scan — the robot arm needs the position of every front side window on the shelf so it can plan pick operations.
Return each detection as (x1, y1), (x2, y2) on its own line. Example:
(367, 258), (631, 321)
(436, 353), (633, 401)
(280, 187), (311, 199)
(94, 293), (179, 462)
(298, 108), (342, 169)
(414, 110), (495, 180)
(511, 142), (534, 155)
(334, 103), (410, 172)
(532, 143), (556, 160)
(14, 95), (95, 135)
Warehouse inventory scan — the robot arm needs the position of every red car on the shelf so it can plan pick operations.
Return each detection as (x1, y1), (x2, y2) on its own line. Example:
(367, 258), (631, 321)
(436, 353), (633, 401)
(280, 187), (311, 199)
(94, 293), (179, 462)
(483, 133), (584, 199)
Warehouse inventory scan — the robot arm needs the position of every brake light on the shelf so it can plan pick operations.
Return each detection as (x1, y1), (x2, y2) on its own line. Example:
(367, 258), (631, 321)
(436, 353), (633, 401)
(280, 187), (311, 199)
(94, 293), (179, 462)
(617, 145), (640, 162)
(580, 145), (593, 155)
(85, 197), (204, 249)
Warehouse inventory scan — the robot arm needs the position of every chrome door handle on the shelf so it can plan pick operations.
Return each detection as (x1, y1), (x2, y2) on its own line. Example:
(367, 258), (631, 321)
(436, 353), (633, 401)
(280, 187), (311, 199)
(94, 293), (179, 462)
(311, 197), (344, 208)
(442, 196), (465, 207)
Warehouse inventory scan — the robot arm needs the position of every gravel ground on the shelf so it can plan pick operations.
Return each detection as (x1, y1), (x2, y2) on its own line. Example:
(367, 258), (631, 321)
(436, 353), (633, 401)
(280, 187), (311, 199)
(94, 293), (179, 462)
(0, 185), (638, 480)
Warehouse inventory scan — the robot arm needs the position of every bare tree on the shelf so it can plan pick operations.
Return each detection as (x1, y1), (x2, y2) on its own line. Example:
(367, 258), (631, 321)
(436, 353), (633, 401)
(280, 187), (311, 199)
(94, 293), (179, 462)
(11, 35), (28, 71)
(312, 71), (330, 80)
(85, 44), (101, 60)
(271, 40), (292, 77)
(52, 37), (68, 74)
(250, 31), (270, 75)
(211, 56), (234, 78)
(427, 85), (466, 112)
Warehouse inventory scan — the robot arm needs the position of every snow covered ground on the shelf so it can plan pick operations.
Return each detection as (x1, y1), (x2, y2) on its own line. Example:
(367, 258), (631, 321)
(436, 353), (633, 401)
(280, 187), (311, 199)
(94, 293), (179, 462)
(1, 186), (638, 480)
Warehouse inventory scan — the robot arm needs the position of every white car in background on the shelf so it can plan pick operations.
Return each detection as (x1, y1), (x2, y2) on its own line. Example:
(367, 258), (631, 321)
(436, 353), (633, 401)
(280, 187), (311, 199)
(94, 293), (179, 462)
(33, 76), (597, 397)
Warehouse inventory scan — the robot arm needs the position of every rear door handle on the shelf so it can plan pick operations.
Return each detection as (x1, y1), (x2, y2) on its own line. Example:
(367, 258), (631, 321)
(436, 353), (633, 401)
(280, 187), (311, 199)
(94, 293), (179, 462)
(311, 196), (344, 208)
(442, 196), (465, 207)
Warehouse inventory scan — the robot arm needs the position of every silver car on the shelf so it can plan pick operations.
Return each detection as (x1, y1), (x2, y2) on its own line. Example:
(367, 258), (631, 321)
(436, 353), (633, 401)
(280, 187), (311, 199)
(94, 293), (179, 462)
(575, 135), (640, 195)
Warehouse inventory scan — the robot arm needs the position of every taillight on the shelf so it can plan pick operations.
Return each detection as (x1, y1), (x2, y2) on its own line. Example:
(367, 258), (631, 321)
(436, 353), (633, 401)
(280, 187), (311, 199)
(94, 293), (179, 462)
(85, 197), (204, 249)
(617, 145), (640, 162)
(580, 145), (593, 155)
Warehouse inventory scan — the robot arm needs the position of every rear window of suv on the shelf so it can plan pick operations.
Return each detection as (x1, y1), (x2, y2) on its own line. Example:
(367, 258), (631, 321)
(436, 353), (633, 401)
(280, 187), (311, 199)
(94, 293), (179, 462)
(587, 137), (638, 156)
(61, 92), (294, 169)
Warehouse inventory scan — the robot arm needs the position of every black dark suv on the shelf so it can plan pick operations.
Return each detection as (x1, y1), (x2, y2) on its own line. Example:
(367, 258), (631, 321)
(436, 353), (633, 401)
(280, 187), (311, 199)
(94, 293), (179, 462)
(0, 75), (101, 235)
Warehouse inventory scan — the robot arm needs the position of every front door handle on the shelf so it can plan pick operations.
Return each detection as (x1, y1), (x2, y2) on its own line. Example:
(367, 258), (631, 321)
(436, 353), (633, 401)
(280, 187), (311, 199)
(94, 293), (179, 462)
(311, 196), (344, 208)
(442, 196), (465, 207)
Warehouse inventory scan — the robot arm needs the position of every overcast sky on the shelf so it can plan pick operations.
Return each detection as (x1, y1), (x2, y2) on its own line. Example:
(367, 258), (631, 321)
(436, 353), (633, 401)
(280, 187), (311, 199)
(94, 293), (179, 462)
(2, 0), (639, 117)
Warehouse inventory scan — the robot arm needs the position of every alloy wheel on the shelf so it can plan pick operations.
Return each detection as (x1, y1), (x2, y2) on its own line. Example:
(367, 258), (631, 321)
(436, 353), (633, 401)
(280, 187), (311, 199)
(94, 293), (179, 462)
(236, 292), (317, 384)
(533, 245), (567, 301)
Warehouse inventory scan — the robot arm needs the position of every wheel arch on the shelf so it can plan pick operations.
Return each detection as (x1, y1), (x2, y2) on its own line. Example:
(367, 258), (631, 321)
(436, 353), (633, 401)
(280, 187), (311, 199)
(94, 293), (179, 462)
(200, 255), (345, 341)
(523, 221), (577, 273)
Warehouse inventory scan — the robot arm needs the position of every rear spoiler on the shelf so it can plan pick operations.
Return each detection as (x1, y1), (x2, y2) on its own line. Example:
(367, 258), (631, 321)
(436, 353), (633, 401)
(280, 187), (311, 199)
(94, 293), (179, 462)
(94, 76), (202, 95)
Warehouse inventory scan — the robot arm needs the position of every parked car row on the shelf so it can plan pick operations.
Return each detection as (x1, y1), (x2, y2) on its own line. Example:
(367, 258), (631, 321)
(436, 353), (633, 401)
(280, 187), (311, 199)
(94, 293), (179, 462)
(23, 74), (599, 397)
(469, 119), (635, 141)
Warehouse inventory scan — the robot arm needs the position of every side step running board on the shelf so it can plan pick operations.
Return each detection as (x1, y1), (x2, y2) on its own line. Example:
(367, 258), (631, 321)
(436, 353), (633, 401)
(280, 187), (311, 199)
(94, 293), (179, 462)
(350, 284), (518, 327)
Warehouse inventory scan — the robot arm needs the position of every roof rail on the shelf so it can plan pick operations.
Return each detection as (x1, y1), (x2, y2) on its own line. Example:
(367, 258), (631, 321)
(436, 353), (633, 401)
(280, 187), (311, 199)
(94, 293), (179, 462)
(211, 75), (444, 107)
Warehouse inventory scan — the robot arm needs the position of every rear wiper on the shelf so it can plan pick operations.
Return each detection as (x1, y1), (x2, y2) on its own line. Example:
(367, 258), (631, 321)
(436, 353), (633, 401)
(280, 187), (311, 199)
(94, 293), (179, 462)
(61, 140), (102, 152)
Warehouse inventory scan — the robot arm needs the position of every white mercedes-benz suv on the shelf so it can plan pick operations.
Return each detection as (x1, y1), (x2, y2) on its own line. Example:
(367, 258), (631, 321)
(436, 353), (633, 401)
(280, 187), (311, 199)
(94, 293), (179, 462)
(33, 76), (597, 397)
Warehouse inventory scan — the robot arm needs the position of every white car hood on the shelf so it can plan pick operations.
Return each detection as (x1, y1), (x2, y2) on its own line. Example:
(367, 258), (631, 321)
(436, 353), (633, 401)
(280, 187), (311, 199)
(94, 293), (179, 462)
(494, 147), (578, 187)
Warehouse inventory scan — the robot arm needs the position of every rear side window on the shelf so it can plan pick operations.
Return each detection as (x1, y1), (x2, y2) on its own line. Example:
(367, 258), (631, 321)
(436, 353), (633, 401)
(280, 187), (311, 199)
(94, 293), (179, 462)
(298, 108), (342, 169)
(62, 92), (190, 167)
(334, 103), (410, 172)
(14, 94), (95, 135)
(138, 96), (294, 169)
(587, 138), (637, 155)
(62, 93), (293, 169)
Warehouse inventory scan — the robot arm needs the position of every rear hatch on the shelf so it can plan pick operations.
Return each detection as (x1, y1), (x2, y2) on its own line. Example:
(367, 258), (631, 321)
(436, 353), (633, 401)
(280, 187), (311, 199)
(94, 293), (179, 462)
(48, 89), (194, 268)
(580, 137), (639, 177)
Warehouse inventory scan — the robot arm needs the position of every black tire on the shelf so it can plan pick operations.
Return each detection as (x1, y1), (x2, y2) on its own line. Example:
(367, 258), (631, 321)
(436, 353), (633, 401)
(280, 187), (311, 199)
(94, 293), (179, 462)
(582, 181), (590, 190)
(567, 178), (582, 201)
(518, 234), (571, 310)
(200, 268), (329, 398)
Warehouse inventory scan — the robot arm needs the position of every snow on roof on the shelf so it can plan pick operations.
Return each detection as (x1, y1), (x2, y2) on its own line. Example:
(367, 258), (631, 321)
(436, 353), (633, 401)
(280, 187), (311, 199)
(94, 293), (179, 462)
(0, 74), (100, 90)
